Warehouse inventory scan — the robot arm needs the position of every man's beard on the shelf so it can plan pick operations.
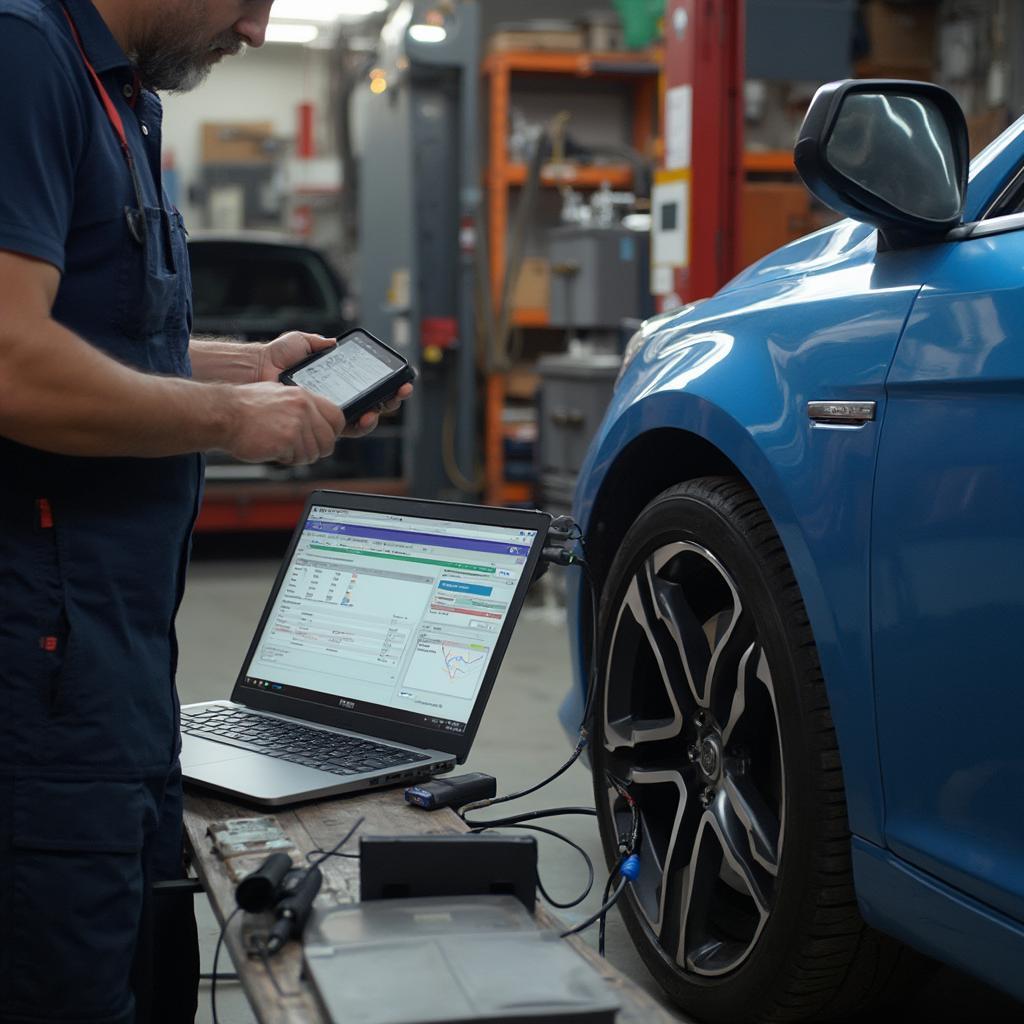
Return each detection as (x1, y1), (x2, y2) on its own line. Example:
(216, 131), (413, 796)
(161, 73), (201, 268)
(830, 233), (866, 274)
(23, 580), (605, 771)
(131, 1), (245, 93)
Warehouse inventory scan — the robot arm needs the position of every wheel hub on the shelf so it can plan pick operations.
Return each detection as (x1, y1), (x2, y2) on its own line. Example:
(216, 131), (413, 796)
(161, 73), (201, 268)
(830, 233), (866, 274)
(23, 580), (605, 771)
(698, 733), (722, 782)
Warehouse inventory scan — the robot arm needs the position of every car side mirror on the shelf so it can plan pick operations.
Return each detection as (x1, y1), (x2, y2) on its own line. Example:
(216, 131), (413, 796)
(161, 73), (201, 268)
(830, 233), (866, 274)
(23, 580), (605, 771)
(794, 80), (969, 248)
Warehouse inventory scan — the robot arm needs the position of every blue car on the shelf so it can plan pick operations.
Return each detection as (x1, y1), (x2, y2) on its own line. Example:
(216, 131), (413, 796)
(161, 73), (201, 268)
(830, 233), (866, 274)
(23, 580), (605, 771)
(565, 80), (1024, 1022)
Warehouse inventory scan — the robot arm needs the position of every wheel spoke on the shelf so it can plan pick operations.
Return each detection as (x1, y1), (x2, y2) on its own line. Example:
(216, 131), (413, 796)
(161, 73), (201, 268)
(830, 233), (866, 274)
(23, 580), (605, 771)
(710, 791), (773, 916)
(720, 642), (769, 748)
(722, 772), (781, 876)
(642, 548), (713, 709)
(604, 567), (689, 748)
(706, 612), (757, 730)
(675, 814), (726, 971)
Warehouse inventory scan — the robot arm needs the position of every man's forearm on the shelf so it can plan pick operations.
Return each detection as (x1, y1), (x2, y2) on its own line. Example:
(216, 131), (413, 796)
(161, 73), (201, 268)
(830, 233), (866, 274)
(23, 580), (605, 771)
(0, 317), (239, 457)
(189, 337), (262, 384)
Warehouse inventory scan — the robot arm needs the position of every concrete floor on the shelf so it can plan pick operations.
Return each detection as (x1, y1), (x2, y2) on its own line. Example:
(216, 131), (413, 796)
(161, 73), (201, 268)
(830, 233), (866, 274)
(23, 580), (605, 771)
(176, 548), (1021, 1024)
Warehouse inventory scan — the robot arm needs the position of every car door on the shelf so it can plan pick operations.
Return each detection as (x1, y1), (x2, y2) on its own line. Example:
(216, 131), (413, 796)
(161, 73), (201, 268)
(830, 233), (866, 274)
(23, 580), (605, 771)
(871, 220), (1024, 923)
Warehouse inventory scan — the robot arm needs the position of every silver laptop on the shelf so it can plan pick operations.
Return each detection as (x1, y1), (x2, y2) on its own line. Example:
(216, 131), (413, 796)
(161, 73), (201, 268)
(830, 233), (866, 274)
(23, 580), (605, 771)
(181, 491), (550, 806)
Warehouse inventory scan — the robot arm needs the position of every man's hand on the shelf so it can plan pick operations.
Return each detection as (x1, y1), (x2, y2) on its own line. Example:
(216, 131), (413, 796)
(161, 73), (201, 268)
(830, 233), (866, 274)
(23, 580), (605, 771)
(255, 331), (336, 384)
(257, 331), (414, 438)
(222, 382), (344, 466)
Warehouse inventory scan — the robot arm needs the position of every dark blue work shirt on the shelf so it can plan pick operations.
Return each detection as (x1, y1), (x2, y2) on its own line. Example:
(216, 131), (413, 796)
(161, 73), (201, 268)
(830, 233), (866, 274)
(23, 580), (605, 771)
(0, 0), (200, 777)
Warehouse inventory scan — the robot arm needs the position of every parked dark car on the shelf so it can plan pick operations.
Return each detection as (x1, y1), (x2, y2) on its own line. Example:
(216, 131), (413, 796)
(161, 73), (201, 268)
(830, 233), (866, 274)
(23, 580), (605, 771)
(186, 233), (399, 480)
(187, 232), (350, 342)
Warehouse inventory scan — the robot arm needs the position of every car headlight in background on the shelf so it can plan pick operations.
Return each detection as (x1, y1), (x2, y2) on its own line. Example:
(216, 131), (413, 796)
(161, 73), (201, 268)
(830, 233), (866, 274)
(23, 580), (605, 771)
(616, 327), (650, 388)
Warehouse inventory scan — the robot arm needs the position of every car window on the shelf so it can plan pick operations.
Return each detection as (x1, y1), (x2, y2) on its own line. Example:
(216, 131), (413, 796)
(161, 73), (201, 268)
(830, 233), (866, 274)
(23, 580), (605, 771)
(980, 160), (1024, 219)
(188, 244), (340, 319)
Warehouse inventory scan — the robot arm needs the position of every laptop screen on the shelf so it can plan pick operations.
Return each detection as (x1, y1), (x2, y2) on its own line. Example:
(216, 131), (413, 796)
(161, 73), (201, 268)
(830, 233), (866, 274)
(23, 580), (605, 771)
(239, 503), (540, 737)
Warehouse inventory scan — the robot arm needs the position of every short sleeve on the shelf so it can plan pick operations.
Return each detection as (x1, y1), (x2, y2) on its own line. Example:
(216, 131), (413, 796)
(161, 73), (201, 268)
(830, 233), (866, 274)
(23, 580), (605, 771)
(0, 16), (84, 273)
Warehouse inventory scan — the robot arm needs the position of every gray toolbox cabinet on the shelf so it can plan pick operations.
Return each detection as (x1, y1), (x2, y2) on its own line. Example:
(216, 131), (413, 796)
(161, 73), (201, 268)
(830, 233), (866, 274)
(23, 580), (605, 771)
(537, 353), (621, 516)
(548, 226), (649, 330)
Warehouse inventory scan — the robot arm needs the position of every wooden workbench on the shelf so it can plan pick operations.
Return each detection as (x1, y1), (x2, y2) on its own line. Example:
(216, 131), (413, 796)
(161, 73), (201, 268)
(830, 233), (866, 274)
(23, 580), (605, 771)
(183, 787), (677, 1024)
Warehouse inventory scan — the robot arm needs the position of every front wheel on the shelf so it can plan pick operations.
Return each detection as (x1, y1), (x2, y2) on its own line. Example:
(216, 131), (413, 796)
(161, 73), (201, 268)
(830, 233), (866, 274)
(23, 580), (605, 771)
(592, 477), (917, 1022)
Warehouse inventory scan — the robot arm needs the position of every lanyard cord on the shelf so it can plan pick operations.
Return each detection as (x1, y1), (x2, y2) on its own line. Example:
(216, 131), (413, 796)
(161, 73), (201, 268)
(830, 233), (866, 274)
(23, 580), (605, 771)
(60, 4), (148, 243)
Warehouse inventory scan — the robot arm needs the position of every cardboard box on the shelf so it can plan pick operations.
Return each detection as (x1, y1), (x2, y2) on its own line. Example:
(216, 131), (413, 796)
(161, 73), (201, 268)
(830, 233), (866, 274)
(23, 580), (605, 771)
(967, 108), (1009, 158)
(863, 1), (937, 70)
(201, 122), (276, 164)
(512, 257), (551, 312)
(504, 368), (541, 402)
(488, 29), (585, 54)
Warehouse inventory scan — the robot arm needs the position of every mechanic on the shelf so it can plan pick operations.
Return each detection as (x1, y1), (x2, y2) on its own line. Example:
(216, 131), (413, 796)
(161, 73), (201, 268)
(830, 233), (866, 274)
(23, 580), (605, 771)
(0, 1), (411, 1021)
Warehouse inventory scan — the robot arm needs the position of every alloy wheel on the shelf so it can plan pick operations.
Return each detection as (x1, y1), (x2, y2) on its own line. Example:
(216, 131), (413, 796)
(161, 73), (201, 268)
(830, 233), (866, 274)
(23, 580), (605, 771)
(601, 541), (786, 977)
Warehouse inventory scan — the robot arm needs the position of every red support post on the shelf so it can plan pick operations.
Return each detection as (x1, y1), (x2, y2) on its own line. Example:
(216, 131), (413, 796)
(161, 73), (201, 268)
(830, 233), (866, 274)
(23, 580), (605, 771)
(655, 0), (745, 308)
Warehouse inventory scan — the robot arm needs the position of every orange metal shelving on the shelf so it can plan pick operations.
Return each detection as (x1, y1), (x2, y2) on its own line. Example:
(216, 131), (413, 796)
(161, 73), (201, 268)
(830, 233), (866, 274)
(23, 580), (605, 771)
(497, 163), (637, 189)
(743, 150), (795, 174)
(483, 49), (661, 506)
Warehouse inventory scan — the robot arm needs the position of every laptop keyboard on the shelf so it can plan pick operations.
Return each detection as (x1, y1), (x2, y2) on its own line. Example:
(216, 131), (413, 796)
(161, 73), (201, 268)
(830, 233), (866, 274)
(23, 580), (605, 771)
(180, 707), (431, 776)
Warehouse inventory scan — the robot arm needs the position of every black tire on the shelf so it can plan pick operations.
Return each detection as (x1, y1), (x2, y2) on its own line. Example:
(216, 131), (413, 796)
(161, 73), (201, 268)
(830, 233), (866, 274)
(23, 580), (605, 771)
(592, 477), (921, 1023)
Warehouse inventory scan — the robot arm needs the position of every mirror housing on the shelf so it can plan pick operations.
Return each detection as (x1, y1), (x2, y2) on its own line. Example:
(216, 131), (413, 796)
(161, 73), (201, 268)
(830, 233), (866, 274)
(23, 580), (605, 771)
(795, 80), (969, 247)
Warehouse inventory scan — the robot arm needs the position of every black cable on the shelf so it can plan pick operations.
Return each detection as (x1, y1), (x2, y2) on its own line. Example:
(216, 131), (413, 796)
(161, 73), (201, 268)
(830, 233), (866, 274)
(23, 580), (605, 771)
(304, 815), (365, 866)
(252, 938), (302, 998)
(461, 805), (596, 829)
(597, 775), (641, 954)
(448, 526), (611, 926)
(305, 849), (360, 863)
(597, 856), (626, 956)
(560, 876), (628, 940)
(577, 557), (601, 733)
(458, 733), (589, 819)
(607, 772), (641, 855)
(539, 519), (598, 734)
(211, 906), (241, 1024)
(466, 820), (596, 909)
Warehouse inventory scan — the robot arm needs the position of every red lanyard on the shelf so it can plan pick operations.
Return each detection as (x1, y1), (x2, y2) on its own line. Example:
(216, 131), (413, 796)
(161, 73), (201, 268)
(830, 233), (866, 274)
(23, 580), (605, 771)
(60, 3), (148, 244)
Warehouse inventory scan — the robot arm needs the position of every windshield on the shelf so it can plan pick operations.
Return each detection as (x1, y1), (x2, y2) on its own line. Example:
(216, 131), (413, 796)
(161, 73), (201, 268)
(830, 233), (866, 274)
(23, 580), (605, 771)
(188, 243), (341, 319)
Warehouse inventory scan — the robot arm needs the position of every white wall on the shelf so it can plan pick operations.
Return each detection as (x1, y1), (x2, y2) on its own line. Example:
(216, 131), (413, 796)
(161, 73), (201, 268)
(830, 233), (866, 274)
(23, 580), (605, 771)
(161, 42), (334, 228)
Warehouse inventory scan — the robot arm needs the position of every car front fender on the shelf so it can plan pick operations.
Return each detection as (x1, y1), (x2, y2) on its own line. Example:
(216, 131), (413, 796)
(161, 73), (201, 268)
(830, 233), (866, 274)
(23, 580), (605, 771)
(565, 247), (955, 846)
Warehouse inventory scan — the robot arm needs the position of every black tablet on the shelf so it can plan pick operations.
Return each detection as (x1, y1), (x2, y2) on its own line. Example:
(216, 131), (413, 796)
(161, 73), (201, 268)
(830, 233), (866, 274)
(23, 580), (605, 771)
(280, 328), (416, 423)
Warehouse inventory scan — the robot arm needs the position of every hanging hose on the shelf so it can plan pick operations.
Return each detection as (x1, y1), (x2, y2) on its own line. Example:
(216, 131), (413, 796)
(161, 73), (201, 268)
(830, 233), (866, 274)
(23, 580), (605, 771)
(491, 119), (553, 371)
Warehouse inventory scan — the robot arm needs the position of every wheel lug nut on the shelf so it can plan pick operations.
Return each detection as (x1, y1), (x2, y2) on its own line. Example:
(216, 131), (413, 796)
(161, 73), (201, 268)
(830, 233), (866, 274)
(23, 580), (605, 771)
(700, 786), (714, 808)
(687, 745), (699, 763)
(694, 711), (706, 727)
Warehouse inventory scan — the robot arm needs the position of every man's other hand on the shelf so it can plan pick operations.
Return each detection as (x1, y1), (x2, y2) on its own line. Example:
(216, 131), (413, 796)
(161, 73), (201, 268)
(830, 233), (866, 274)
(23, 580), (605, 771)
(255, 331), (336, 383)
(342, 381), (415, 438)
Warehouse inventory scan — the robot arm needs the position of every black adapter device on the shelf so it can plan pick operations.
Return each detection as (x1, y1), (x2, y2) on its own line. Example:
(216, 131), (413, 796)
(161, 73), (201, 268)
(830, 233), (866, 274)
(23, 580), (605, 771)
(404, 772), (496, 810)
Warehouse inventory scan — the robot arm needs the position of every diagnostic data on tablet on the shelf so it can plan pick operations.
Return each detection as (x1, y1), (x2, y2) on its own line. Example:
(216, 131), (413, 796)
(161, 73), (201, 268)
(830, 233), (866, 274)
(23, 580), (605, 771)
(289, 332), (405, 408)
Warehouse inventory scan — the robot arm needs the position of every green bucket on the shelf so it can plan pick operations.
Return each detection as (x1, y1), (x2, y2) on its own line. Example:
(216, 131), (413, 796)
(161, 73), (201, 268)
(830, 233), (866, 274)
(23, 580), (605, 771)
(613, 0), (663, 49)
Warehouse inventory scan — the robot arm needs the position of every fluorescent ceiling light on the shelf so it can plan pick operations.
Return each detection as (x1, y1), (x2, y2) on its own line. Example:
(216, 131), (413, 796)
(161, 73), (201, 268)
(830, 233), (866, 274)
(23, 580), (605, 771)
(270, 0), (388, 23)
(266, 22), (320, 43)
(408, 24), (447, 43)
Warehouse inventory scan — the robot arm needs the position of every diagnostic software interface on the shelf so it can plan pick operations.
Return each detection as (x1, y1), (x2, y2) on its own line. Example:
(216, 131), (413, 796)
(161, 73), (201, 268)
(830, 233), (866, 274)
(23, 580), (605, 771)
(243, 506), (538, 735)
(289, 332), (402, 409)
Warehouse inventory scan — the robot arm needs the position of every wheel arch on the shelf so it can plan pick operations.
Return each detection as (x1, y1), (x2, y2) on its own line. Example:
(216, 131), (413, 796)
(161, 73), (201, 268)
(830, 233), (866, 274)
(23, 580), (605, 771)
(585, 428), (745, 590)
(568, 414), (884, 846)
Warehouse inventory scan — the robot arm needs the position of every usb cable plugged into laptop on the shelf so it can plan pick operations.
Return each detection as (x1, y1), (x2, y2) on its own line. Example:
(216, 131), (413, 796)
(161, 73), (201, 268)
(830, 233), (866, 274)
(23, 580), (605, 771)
(405, 772), (497, 809)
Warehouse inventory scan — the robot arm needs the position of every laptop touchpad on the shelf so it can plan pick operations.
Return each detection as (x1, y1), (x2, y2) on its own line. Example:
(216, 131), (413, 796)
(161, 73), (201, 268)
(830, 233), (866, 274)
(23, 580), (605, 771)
(180, 734), (253, 768)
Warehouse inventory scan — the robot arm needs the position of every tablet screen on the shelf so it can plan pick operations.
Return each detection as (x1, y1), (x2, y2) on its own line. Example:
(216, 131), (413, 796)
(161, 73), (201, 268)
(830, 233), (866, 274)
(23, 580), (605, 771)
(289, 331), (405, 408)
